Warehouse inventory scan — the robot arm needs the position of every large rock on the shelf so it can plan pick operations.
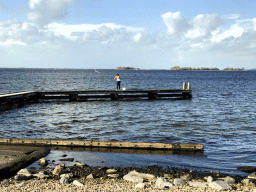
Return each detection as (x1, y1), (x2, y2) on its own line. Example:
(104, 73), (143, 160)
(189, 182), (208, 188)
(76, 162), (89, 168)
(155, 177), (173, 189)
(106, 169), (117, 174)
(60, 177), (69, 185)
(242, 178), (250, 185)
(38, 158), (48, 166)
(135, 183), (145, 189)
(207, 176), (213, 183)
(225, 176), (235, 184)
(17, 168), (31, 175)
(52, 165), (65, 175)
(241, 178), (255, 186)
(60, 173), (73, 179)
(73, 180), (84, 187)
(209, 180), (232, 190)
(125, 170), (155, 181)
(180, 174), (192, 181)
(86, 173), (97, 179)
(59, 158), (74, 162)
(33, 173), (49, 179)
(248, 172), (256, 179)
(107, 169), (119, 178)
(173, 178), (186, 186)
(14, 174), (32, 181)
(108, 174), (119, 178)
(123, 173), (143, 183)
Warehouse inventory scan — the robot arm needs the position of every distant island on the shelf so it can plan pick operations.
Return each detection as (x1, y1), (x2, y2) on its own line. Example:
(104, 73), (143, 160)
(117, 66), (140, 70)
(222, 67), (245, 71)
(170, 66), (245, 71)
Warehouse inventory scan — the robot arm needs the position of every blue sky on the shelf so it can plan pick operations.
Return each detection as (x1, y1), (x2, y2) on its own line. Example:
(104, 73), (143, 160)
(1, 0), (256, 69)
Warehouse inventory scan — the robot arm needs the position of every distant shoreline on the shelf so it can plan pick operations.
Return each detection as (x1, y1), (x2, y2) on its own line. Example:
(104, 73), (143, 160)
(117, 66), (140, 70)
(0, 67), (255, 71)
(170, 66), (245, 71)
(115, 66), (250, 71)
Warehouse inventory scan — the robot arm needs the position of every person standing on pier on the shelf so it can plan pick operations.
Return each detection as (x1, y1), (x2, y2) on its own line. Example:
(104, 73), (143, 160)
(114, 74), (121, 90)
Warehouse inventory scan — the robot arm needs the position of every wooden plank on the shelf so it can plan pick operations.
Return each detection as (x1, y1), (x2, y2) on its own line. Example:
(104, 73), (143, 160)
(0, 91), (38, 104)
(38, 89), (191, 94)
(40, 94), (185, 100)
(0, 138), (203, 151)
(50, 146), (204, 156)
(0, 91), (36, 98)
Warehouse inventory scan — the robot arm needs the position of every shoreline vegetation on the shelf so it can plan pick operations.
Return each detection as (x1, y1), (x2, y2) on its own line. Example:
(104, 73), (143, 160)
(170, 66), (245, 71)
(117, 66), (140, 70)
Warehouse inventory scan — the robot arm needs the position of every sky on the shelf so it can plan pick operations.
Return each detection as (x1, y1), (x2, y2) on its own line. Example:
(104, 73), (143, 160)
(1, 0), (256, 69)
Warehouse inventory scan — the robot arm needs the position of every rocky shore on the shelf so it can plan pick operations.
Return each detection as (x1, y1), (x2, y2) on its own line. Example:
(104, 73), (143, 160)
(1, 157), (256, 192)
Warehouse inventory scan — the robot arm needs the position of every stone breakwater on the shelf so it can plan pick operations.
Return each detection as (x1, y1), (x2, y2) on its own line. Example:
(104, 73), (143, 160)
(1, 158), (256, 192)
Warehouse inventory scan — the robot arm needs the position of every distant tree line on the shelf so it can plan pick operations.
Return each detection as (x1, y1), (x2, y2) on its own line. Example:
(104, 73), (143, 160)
(222, 67), (245, 71)
(170, 66), (219, 70)
(117, 66), (140, 70)
(170, 66), (245, 71)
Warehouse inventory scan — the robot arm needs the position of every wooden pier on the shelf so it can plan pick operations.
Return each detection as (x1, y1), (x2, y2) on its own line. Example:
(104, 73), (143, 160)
(0, 83), (201, 152)
(0, 82), (192, 108)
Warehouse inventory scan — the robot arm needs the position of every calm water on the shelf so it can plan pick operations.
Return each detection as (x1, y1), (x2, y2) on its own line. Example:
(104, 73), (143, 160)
(0, 68), (256, 175)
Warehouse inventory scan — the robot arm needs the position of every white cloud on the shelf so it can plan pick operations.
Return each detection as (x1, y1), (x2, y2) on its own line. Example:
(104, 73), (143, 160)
(188, 14), (223, 38)
(253, 18), (256, 30)
(223, 14), (241, 20)
(29, 0), (42, 9)
(161, 11), (190, 34)
(133, 32), (157, 45)
(134, 33), (141, 42)
(47, 22), (143, 41)
(211, 24), (244, 42)
(162, 12), (223, 41)
(27, 0), (76, 26)
(44, 22), (146, 46)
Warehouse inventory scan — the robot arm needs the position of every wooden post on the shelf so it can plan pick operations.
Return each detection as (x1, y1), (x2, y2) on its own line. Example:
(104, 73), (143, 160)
(148, 93), (157, 99)
(183, 82), (187, 90)
(182, 92), (187, 99)
(110, 92), (118, 100)
(69, 94), (78, 101)
(187, 82), (191, 90)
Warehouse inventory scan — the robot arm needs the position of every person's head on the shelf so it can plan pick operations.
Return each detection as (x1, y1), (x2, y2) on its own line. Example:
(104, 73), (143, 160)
(116, 74), (119, 76)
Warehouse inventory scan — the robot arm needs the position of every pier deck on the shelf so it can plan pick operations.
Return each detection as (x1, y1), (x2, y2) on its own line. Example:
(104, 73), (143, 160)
(0, 82), (192, 106)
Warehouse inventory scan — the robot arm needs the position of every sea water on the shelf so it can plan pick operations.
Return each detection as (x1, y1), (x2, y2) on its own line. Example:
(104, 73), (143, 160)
(0, 68), (255, 175)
